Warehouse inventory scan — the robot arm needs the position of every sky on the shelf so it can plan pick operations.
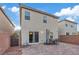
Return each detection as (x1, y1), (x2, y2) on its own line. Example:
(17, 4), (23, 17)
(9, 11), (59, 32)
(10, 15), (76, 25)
(0, 3), (79, 31)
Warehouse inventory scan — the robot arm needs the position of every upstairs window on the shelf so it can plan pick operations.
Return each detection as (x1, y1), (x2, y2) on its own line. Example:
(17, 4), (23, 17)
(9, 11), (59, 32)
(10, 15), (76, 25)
(65, 24), (68, 27)
(25, 11), (30, 20)
(71, 25), (73, 28)
(43, 16), (47, 23)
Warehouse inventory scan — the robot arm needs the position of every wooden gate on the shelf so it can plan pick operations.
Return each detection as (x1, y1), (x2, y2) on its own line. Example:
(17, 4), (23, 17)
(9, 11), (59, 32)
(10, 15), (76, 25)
(10, 38), (19, 47)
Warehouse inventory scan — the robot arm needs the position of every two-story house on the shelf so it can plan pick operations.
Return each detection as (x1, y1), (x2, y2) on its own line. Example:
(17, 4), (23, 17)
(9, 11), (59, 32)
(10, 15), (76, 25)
(58, 20), (77, 35)
(20, 6), (59, 46)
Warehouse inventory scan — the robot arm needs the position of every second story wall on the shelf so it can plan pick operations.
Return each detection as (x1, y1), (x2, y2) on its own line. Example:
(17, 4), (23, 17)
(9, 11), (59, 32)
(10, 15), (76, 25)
(58, 21), (65, 35)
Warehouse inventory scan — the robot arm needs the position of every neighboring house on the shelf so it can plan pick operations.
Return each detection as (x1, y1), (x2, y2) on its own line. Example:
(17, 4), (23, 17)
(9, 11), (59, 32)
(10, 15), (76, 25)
(0, 7), (14, 54)
(58, 20), (77, 35)
(20, 6), (59, 46)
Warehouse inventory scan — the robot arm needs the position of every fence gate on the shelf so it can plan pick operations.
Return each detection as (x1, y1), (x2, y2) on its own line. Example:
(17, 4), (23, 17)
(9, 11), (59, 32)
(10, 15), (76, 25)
(10, 38), (19, 47)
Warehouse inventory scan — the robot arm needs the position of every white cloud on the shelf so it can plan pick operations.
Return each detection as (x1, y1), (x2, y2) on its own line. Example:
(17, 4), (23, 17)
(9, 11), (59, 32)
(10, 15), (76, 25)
(14, 25), (21, 31)
(55, 7), (71, 16)
(54, 5), (79, 16)
(66, 17), (75, 21)
(54, 5), (79, 31)
(8, 6), (19, 13)
(1, 5), (6, 9)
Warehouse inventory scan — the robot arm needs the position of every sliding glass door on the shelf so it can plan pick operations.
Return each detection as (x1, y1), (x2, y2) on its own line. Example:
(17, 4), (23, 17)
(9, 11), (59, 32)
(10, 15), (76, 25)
(35, 32), (39, 42)
(29, 32), (39, 43)
(29, 32), (33, 43)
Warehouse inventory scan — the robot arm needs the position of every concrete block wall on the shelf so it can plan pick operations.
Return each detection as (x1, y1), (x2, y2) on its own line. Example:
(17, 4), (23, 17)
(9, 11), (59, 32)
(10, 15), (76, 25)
(59, 35), (79, 45)
(0, 32), (10, 54)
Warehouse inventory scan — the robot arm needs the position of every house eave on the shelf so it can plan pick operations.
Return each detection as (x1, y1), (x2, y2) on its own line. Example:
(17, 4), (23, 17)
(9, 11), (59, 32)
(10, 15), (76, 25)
(20, 6), (59, 19)
(0, 7), (15, 28)
(58, 19), (77, 24)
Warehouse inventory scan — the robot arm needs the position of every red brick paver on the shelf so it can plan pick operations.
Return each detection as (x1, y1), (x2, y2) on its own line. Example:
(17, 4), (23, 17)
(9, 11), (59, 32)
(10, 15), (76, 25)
(22, 42), (79, 55)
(3, 42), (79, 55)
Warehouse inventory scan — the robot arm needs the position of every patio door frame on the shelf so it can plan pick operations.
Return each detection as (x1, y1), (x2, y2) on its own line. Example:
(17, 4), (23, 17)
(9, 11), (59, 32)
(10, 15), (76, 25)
(29, 31), (39, 44)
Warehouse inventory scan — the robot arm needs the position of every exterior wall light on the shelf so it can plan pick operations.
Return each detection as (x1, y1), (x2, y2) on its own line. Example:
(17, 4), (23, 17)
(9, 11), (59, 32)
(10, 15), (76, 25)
(40, 31), (44, 34)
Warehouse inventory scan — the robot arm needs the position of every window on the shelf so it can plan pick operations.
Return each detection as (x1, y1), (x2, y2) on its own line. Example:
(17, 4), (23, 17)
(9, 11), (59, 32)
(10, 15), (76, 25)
(43, 16), (47, 23)
(65, 24), (68, 27)
(50, 32), (53, 39)
(25, 11), (30, 20)
(71, 25), (73, 28)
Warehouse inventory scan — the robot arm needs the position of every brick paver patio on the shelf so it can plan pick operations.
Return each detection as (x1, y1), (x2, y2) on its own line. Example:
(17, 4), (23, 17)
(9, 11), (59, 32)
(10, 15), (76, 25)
(3, 42), (79, 55)
(3, 47), (22, 55)
(22, 42), (79, 55)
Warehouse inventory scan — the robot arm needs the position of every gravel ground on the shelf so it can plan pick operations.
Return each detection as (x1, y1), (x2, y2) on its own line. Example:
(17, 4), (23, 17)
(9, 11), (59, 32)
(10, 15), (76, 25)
(3, 42), (79, 55)
(22, 42), (79, 55)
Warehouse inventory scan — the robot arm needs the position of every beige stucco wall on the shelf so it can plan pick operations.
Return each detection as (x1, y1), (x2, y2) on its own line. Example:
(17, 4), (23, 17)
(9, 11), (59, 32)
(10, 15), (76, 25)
(21, 8), (58, 45)
(58, 21), (77, 35)
(58, 21), (65, 35)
